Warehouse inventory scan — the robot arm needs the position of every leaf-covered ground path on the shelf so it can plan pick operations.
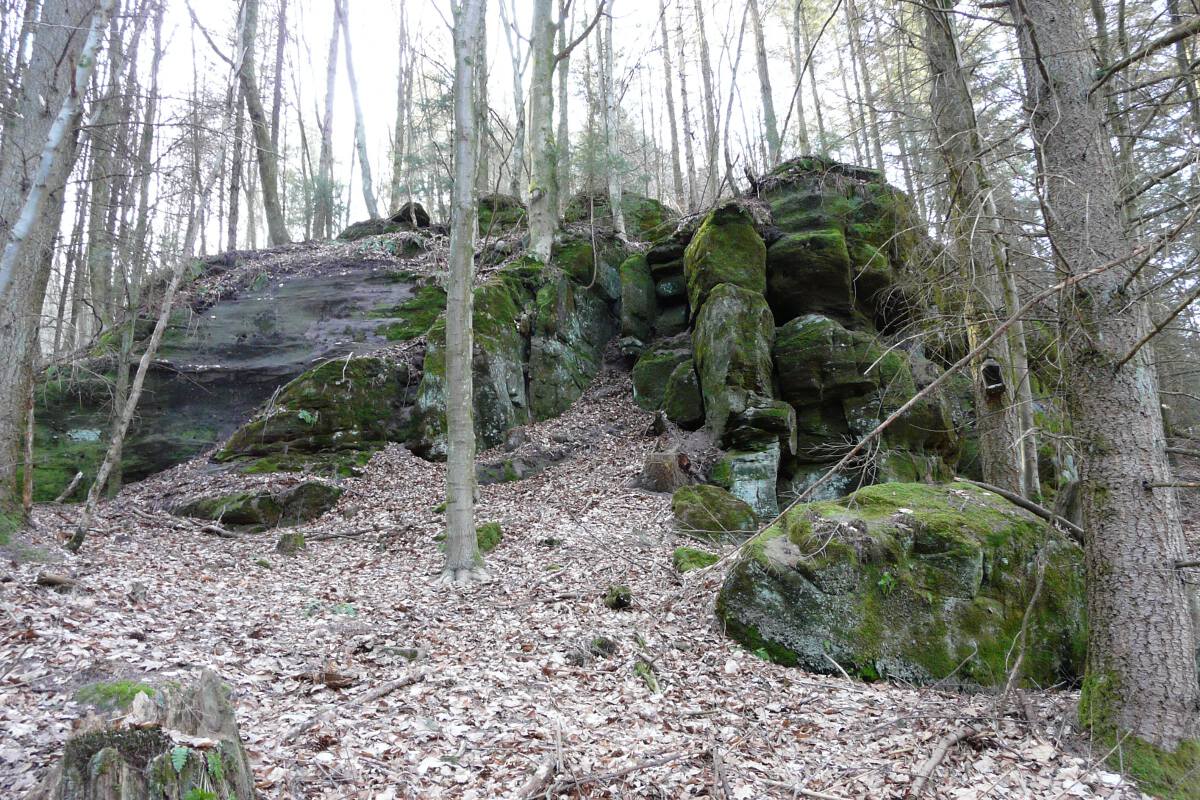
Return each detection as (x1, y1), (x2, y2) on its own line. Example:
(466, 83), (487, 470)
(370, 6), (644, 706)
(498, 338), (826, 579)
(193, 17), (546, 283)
(1, 366), (1147, 798)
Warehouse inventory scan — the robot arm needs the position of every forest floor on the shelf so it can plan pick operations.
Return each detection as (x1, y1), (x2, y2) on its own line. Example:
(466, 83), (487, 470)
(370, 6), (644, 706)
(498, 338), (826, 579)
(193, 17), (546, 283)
(0, 364), (1154, 799)
(0, 228), (1164, 798)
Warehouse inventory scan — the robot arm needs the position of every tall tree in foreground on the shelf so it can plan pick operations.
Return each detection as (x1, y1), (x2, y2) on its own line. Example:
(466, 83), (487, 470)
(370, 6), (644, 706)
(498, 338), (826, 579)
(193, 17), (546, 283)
(923, 0), (1030, 497)
(600, 0), (625, 237)
(442, 0), (487, 584)
(527, 0), (558, 261)
(0, 0), (111, 523)
(239, 0), (290, 245)
(1009, 0), (1199, 787)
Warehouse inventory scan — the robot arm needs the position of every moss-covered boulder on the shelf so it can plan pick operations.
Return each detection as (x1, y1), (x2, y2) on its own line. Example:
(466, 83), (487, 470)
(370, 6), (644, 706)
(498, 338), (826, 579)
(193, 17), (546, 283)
(550, 233), (627, 302)
(563, 190), (678, 242)
(759, 156), (922, 328)
(684, 203), (767, 313)
(371, 283), (446, 342)
(529, 273), (618, 419)
(411, 261), (540, 457)
(673, 546), (720, 573)
(28, 669), (255, 800)
(631, 333), (692, 412)
(217, 357), (411, 471)
(692, 283), (775, 440)
(672, 484), (757, 540)
(174, 481), (342, 530)
(716, 482), (1086, 686)
(766, 229), (855, 324)
(478, 193), (527, 233)
(618, 253), (656, 349)
(663, 361), (704, 428)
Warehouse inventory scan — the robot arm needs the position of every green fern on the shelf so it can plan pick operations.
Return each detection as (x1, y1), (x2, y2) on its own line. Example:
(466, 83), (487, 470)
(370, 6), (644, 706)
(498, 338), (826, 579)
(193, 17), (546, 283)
(206, 749), (224, 783)
(171, 746), (189, 774)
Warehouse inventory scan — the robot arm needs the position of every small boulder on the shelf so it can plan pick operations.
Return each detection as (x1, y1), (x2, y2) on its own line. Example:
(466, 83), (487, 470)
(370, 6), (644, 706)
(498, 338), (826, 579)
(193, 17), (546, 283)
(603, 584), (632, 610)
(389, 200), (431, 227)
(631, 333), (692, 411)
(671, 484), (757, 540)
(673, 546), (720, 573)
(663, 361), (704, 429)
(275, 532), (306, 555)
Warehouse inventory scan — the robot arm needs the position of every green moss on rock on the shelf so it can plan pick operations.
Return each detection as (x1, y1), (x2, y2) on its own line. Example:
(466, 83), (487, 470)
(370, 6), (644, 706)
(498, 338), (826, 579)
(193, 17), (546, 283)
(631, 334), (692, 411)
(672, 484), (757, 540)
(716, 482), (1086, 687)
(663, 361), (704, 428)
(684, 203), (767, 312)
(673, 546), (720, 573)
(476, 521), (504, 554)
(766, 229), (854, 324)
(372, 284), (446, 341)
(173, 481), (341, 531)
(619, 254), (656, 346)
(692, 283), (775, 440)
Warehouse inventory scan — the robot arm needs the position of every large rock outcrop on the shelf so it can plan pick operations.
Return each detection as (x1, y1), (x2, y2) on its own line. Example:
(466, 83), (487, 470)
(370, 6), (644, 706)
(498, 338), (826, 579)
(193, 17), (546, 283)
(716, 482), (1086, 686)
(34, 256), (428, 500)
(620, 157), (960, 514)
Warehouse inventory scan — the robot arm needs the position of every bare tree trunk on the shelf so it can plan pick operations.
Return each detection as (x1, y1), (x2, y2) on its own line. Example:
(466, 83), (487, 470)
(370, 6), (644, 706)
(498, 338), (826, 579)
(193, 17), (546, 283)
(748, 0), (780, 166)
(675, 2), (698, 211)
(270, 0), (287, 151)
(658, 0), (685, 210)
(798, 1), (826, 150)
(1009, 0), (1200, 761)
(499, 0), (527, 198)
(474, 16), (490, 197)
(239, 0), (290, 244)
(442, 0), (487, 584)
(527, 0), (557, 261)
(845, 0), (884, 171)
(693, 0), (719, 203)
(601, 0), (625, 237)
(0, 0), (109, 516)
(555, 0), (571, 213)
(924, 0), (1027, 497)
(788, 0), (810, 153)
(389, 7), (410, 212)
(314, 2), (339, 238)
(227, 87), (245, 250)
(336, 0), (378, 219)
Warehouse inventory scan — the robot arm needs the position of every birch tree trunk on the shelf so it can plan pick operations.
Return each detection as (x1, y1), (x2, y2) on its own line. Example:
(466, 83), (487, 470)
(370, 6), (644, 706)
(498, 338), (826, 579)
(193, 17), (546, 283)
(923, 0), (1027, 497)
(337, 0), (378, 219)
(314, 2), (339, 238)
(1009, 0), (1199, 764)
(0, 0), (109, 517)
(240, 0), (290, 244)
(601, 0), (625, 237)
(748, 0), (780, 166)
(658, 0), (685, 210)
(442, 0), (487, 584)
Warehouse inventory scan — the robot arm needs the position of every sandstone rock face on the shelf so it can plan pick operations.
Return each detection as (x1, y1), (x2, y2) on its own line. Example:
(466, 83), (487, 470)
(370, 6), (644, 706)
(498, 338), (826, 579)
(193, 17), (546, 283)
(563, 190), (677, 242)
(717, 482), (1086, 686)
(34, 258), (426, 500)
(684, 203), (767, 312)
(173, 481), (343, 530)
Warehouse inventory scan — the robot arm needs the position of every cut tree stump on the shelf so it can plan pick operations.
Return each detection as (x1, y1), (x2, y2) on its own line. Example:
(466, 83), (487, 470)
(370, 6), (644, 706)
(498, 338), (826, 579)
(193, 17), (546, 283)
(25, 669), (255, 799)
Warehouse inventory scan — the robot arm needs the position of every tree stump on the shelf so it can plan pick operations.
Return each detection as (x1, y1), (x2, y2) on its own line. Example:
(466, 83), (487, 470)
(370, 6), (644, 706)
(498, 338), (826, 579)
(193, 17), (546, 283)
(27, 669), (255, 799)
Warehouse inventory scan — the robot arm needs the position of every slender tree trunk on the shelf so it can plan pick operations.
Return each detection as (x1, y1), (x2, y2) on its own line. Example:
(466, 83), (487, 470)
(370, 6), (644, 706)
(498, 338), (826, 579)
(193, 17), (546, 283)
(658, 0), (685, 210)
(270, 0), (287, 151)
(336, 0), (378, 219)
(239, 0), (290, 244)
(227, 84), (245, 250)
(845, 0), (884, 171)
(748, 0), (780, 166)
(555, 0), (571, 213)
(1009, 0), (1199, 759)
(924, 0), (1026, 497)
(601, 0), (625, 236)
(789, 0), (810, 153)
(675, 2), (698, 212)
(798, 2), (826, 151)
(693, 0), (719, 203)
(314, 2), (339, 238)
(443, 0), (487, 584)
(389, 8), (409, 212)
(527, 0), (557, 261)
(474, 16), (490, 197)
(499, 0), (527, 198)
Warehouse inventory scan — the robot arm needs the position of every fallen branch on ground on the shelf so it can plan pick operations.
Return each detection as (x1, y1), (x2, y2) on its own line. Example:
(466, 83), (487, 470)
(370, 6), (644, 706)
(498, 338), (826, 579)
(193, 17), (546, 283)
(54, 472), (83, 503)
(908, 725), (980, 797)
(281, 670), (425, 743)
